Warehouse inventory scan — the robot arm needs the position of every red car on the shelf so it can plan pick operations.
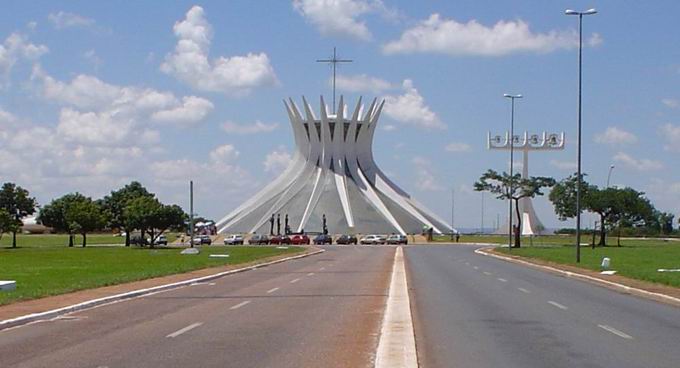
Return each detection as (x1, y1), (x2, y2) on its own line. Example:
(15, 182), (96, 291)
(290, 234), (310, 245)
(269, 235), (292, 245)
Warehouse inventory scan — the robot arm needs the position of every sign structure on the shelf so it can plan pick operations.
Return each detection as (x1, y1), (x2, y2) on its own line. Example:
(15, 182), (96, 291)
(216, 96), (452, 235)
(487, 131), (565, 235)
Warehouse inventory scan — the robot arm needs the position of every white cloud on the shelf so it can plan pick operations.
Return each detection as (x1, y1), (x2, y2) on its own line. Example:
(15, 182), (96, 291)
(411, 156), (444, 191)
(594, 126), (638, 145)
(383, 79), (445, 129)
(550, 160), (577, 171)
(613, 152), (663, 171)
(292, 0), (389, 41)
(661, 98), (679, 109)
(263, 147), (292, 173)
(48, 11), (96, 29)
(445, 142), (471, 152)
(209, 144), (240, 163)
(335, 74), (394, 93)
(161, 6), (278, 95)
(56, 108), (135, 146)
(659, 123), (680, 152)
(0, 33), (48, 87)
(83, 49), (102, 70)
(221, 120), (279, 135)
(151, 96), (214, 126)
(381, 124), (396, 131)
(383, 14), (601, 56)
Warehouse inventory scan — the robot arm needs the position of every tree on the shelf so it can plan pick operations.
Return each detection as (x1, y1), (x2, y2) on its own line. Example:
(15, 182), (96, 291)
(0, 208), (20, 243)
(40, 193), (107, 247)
(474, 170), (555, 247)
(124, 197), (186, 248)
(65, 196), (107, 247)
(549, 174), (658, 246)
(0, 183), (37, 248)
(101, 182), (154, 247)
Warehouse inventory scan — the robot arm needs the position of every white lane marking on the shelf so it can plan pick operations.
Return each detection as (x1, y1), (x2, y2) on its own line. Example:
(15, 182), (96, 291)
(598, 324), (633, 339)
(307, 272), (315, 276)
(483, 271), (492, 276)
(465, 262), (470, 265)
(230, 301), (251, 310)
(497, 278), (508, 282)
(518, 287), (531, 294)
(548, 301), (568, 310)
(208, 282), (216, 286)
(267, 287), (280, 294)
(319, 267), (326, 271)
(290, 278), (301, 284)
(166, 322), (203, 338)
(375, 247), (417, 368)
(473, 266), (479, 270)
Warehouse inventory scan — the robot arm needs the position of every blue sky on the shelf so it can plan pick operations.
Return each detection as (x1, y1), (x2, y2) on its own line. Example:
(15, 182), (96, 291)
(1, 0), (679, 230)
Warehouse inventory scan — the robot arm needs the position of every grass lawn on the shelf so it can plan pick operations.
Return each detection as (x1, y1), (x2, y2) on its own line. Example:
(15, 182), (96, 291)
(0, 245), (302, 305)
(433, 234), (677, 247)
(0, 232), (181, 248)
(495, 243), (680, 288)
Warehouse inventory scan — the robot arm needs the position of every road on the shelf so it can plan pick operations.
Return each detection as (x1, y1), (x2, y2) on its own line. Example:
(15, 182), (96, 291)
(0, 246), (394, 368)
(406, 245), (680, 368)
(2, 244), (679, 368)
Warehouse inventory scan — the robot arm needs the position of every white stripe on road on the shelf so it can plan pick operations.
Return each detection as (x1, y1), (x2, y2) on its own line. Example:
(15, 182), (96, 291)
(548, 301), (568, 310)
(598, 324), (633, 339)
(473, 266), (479, 270)
(319, 267), (326, 271)
(483, 271), (492, 276)
(166, 322), (203, 338)
(290, 278), (301, 284)
(267, 287), (280, 294)
(307, 272), (315, 276)
(375, 246), (417, 368)
(497, 278), (507, 282)
(230, 301), (251, 310)
(518, 287), (531, 294)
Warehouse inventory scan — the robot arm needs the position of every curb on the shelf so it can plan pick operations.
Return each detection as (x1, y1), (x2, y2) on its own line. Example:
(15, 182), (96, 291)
(474, 247), (680, 307)
(0, 248), (325, 331)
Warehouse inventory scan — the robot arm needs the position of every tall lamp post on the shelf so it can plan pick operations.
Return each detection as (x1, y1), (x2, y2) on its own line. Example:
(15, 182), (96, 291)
(565, 8), (597, 263)
(504, 93), (522, 249)
(606, 164), (615, 188)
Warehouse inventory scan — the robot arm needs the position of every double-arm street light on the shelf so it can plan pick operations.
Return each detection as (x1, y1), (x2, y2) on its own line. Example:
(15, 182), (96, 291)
(504, 93), (522, 250)
(565, 8), (597, 263)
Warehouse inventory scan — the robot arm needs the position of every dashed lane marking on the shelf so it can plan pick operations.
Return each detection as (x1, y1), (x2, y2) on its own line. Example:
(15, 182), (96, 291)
(166, 322), (203, 338)
(230, 301), (251, 310)
(267, 287), (279, 294)
(518, 288), (531, 293)
(548, 301), (568, 310)
(598, 324), (633, 339)
(307, 272), (315, 276)
(290, 278), (301, 284)
(497, 278), (507, 282)
(483, 271), (492, 276)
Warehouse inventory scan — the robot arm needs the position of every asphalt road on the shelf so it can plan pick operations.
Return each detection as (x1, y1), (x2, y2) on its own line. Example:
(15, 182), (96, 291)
(406, 245), (680, 368)
(0, 246), (394, 368)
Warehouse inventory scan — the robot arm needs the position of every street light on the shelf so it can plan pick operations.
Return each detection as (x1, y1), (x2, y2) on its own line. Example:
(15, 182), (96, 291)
(504, 93), (522, 250)
(606, 165), (615, 188)
(565, 8), (597, 263)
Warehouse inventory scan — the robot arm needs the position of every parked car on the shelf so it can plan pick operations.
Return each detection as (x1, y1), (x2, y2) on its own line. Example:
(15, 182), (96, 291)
(360, 234), (385, 245)
(291, 234), (310, 245)
(269, 235), (292, 245)
(386, 234), (408, 245)
(248, 234), (269, 245)
(335, 234), (357, 245)
(130, 234), (146, 246)
(193, 235), (211, 245)
(313, 234), (333, 245)
(153, 234), (168, 246)
(224, 234), (244, 245)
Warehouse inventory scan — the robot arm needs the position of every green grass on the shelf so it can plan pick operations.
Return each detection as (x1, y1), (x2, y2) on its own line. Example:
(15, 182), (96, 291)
(433, 234), (676, 247)
(0, 245), (302, 305)
(496, 243), (680, 288)
(0, 232), (182, 248)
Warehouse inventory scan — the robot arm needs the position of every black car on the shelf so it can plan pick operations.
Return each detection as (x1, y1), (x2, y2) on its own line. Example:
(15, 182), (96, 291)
(313, 234), (333, 245)
(335, 234), (357, 245)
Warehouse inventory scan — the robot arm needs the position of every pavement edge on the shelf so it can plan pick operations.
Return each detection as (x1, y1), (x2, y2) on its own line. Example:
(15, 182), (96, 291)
(475, 247), (680, 307)
(0, 248), (326, 331)
(375, 246), (418, 368)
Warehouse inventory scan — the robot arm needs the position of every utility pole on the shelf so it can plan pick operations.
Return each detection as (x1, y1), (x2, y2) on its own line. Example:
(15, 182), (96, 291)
(451, 188), (455, 241)
(317, 47), (352, 114)
(189, 180), (194, 248)
(480, 191), (485, 234)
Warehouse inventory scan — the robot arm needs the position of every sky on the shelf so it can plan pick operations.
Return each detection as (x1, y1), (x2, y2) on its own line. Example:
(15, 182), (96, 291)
(1, 0), (679, 230)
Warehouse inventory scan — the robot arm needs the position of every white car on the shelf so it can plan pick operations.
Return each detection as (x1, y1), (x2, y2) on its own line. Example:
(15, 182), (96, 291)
(224, 234), (244, 245)
(360, 235), (385, 245)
